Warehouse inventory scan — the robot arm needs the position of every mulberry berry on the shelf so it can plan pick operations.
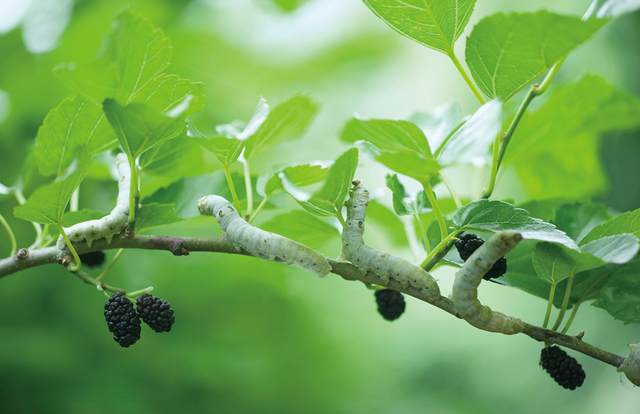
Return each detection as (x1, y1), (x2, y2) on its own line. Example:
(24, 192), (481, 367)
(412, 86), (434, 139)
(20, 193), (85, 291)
(79, 250), (106, 267)
(455, 233), (507, 280)
(540, 345), (586, 390)
(136, 294), (175, 333)
(375, 289), (405, 321)
(104, 293), (141, 347)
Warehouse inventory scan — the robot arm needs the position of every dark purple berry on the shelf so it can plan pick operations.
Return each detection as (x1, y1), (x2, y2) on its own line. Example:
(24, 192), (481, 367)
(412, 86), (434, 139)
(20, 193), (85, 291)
(540, 346), (586, 390)
(104, 293), (141, 347)
(455, 233), (507, 280)
(375, 289), (405, 321)
(136, 294), (175, 333)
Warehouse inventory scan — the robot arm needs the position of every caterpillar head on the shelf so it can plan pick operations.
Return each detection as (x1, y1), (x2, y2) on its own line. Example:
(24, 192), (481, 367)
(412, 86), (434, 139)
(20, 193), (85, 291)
(618, 342), (640, 386)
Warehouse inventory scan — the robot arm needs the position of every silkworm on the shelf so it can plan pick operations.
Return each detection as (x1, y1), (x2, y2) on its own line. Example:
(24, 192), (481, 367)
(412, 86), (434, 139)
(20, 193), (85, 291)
(341, 181), (441, 301)
(452, 231), (524, 335)
(57, 153), (130, 248)
(618, 342), (640, 386)
(197, 195), (332, 277)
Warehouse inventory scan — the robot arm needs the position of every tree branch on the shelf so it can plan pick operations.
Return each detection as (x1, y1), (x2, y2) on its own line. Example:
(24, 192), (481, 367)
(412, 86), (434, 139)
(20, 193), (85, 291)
(0, 232), (625, 370)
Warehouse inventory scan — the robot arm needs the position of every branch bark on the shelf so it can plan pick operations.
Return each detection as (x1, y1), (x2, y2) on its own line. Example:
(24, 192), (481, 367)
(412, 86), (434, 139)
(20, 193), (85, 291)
(0, 232), (625, 370)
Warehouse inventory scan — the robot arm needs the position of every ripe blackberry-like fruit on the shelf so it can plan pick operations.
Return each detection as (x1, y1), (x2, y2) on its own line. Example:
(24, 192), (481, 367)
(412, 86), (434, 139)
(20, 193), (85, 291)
(136, 294), (175, 333)
(454, 233), (507, 280)
(540, 346), (586, 390)
(375, 289), (406, 321)
(79, 250), (106, 267)
(104, 293), (141, 347)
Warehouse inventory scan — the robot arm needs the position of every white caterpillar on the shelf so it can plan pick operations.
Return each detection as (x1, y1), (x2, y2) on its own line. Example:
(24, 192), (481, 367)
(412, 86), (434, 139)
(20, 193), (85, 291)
(618, 342), (640, 386)
(341, 181), (441, 301)
(197, 195), (332, 277)
(452, 231), (524, 335)
(57, 153), (130, 248)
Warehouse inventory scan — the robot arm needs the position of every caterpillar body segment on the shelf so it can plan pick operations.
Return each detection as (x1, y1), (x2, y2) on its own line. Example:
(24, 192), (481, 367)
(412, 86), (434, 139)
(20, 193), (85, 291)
(341, 181), (441, 300)
(197, 195), (332, 277)
(618, 342), (640, 386)
(57, 153), (131, 249)
(452, 231), (525, 335)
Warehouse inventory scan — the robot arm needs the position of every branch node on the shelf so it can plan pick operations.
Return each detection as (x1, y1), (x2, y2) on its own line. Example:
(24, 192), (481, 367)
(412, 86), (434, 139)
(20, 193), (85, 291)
(14, 248), (29, 260)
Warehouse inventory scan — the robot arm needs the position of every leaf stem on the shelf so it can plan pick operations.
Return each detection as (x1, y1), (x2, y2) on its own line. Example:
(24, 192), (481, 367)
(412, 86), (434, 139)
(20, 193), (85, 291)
(413, 213), (430, 253)
(439, 171), (462, 208)
(70, 267), (125, 295)
(543, 282), (558, 329)
(335, 206), (346, 227)
(70, 187), (79, 212)
(126, 156), (139, 233)
(422, 180), (446, 241)
(560, 299), (582, 335)
(126, 286), (154, 298)
(223, 166), (243, 217)
(420, 229), (457, 269)
(480, 132), (503, 199)
(552, 274), (575, 331)
(0, 213), (17, 257)
(57, 223), (81, 271)
(242, 160), (253, 219)
(96, 248), (125, 281)
(249, 195), (271, 224)
(449, 51), (486, 105)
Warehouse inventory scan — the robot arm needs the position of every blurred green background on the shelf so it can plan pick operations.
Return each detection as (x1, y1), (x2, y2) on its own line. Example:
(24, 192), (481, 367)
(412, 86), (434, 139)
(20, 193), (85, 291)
(1, 0), (640, 412)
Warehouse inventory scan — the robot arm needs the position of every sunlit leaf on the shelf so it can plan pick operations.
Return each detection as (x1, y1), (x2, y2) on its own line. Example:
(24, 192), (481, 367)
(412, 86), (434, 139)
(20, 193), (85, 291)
(579, 207), (640, 245)
(136, 203), (183, 232)
(244, 93), (319, 161)
(586, 0), (640, 18)
(453, 199), (578, 248)
(103, 99), (187, 159)
(13, 155), (92, 224)
(34, 96), (117, 176)
(341, 117), (433, 158)
(503, 75), (640, 199)
(409, 101), (463, 152)
(465, 11), (606, 101)
(436, 99), (502, 165)
(362, 0), (476, 55)
(263, 164), (330, 197)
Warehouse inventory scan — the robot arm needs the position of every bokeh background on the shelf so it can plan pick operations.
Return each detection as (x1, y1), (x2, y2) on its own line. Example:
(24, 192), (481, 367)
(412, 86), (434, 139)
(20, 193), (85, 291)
(1, 0), (640, 413)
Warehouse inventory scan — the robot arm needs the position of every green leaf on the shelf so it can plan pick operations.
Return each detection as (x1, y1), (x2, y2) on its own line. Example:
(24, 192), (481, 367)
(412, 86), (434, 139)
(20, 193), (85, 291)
(139, 134), (210, 196)
(244, 93), (320, 161)
(586, 0), (640, 18)
(357, 141), (442, 182)
(260, 210), (339, 250)
(452, 199), (578, 249)
(341, 117), (433, 158)
(270, 0), (311, 12)
(579, 207), (640, 246)
(262, 164), (330, 197)
(532, 234), (638, 283)
(579, 234), (639, 265)
(499, 239), (555, 302)
(593, 258), (640, 324)
(105, 10), (172, 105)
(553, 201), (612, 243)
(361, 0), (476, 55)
(135, 203), (183, 232)
(103, 99), (187, 159)
(533, 242), (580, 284)
(465, 11), (607, 101)
(144, 172), (267, 219)
(436, 99), (502, 166)
(48, 209), (106, 239)
(34, 96), (118, 176)
(53, 10), (172, 105)
(127, 74), (205, 116)
(13, 155), (92, 224)
(517, 198), (577, 223)
(385, 174), (432, 216)
(504, 75), (640, 199)
(53, 59), (119, 105)
(409, 101), (463, 152)
(315, 148), (359, 209)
